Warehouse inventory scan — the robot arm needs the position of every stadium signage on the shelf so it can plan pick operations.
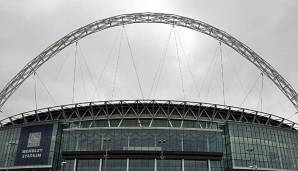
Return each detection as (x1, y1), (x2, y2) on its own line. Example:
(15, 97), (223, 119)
(14, 124), (54, 166)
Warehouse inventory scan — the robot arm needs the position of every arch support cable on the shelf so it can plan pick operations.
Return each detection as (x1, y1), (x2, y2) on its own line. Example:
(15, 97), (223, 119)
(33, 72), (38, 110)
(174, 27), (186, 100)
(259, 73), (264, 111)
(149, 27), (173, 99)
(123, 27), (144, 99)
(72, 42), (78, 103)
(0, 12), (297, 116)
(175, 28), (201, 100)
(219, 42), (226, 105)
(111, 28), (124, 100)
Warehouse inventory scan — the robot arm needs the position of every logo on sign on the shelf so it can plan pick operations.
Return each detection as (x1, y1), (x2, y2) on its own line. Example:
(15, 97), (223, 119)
(27, 132), (41, 147)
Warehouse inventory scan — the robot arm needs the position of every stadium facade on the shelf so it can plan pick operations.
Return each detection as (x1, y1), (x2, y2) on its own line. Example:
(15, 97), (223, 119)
(0, 100), (298, 171)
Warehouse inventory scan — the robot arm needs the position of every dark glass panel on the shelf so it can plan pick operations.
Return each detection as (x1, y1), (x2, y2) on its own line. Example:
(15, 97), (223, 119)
(63, 160), (74, 171)
(102, 159), (126, 171)
(77, 159), (100, 171)
(129, 159), (154, 171)
(157, 159), (181, 171)
(151, 119), (170, 127)
(170, 120), (182, 127)
(62, 128), (224, 153)
(94, 120), (109, 127)
(121, 119), (140, 127)
(110, 119), (121, 127)
(227, 122), (298, 170)
(184, 160), (208, 171)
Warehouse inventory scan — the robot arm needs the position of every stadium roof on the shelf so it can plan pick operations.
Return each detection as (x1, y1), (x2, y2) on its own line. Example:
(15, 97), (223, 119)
(1, 100), (297, 130)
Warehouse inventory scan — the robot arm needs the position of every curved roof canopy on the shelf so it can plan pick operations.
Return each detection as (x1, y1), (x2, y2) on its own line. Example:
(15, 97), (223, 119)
(1, 100), (297, 130)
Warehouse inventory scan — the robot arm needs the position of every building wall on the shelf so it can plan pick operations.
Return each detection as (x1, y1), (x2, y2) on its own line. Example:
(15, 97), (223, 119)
(62, 158), (222, 171)
(226, 122), (298, 170)
(1, 121), (298, 171)
(62, 128), (224, 171)
(62, 128), (223, 152)
(0, 127), (20, 169)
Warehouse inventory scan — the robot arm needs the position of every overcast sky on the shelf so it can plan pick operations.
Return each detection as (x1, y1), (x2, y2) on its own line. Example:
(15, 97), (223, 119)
(0, 0), (298, 123)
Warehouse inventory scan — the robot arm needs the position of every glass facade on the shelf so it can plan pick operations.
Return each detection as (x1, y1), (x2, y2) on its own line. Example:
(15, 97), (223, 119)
(226, 122), (298, 170)
(1, 105), (298, 171)
(61, 128), (224, 171)
(1, 122), (298, 171)
(63, 159), (218, 171)
(2, 123), (298, 170)
(62, 128), (223, 153)
(0, 127), (20, 169)
(130, 159), (154, 171)
(184, 160), (207, 171)
(77, 159), (101, 171)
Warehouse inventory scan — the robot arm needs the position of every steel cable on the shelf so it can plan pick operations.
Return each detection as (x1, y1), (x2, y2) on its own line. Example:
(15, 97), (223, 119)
(219, 42), (226, 105)
(174, 28), (186, 100)
(77, 43), (100, 100)
(240, 73), (262, 107)
(34, 72), (57, 105)
(123, 27), (144, 99)
(257, 73), (264, 111)
(199, 46), (219, 100)
(111, 28), (124, 100)
(149, 27), (173, 99)
(33, 72), (38, 110)
(72, 42), (78, 103)
(175, 28), (201, 100)
(91, 28), (123, 101)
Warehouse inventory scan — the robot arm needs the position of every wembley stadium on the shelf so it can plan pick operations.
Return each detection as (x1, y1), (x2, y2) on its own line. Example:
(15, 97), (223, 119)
(0, 13), (298, 171)
(0, 100), (298, 171)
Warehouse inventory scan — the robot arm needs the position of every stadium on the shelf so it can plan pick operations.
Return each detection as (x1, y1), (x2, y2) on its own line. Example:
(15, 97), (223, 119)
(0, 13), (298, 171)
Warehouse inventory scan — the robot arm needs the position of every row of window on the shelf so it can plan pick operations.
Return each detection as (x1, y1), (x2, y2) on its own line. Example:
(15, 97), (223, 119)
(62, 128), (224, 152)
(227, 122), (298, 170)
(229, 123), (298, 143)
(0, 127), (20, 168)
(63, 159), (222, 171)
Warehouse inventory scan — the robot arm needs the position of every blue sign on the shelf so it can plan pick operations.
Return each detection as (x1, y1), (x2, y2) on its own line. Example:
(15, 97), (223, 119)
(14, 124), (54, 166)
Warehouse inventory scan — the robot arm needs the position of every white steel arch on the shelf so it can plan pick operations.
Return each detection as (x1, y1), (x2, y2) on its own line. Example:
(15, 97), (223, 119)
(0, 12), (297, 113)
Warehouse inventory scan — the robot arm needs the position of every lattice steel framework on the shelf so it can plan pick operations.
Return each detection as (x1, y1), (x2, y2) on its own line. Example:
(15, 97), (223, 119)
(0, 12), (297, 113)
(0, 100), (297, 130)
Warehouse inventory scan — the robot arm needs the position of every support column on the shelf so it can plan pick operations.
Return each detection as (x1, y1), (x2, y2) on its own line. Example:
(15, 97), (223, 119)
(207, 135), (211, 171)
(181, 136), (184, 151)
(73, 159), (77, 171)
(101, 135), (103, 150)
(154, 158), (157, 171)
(208, 160), (211, 171)
(182, 159), (185, 171)
(99, 159), (102, 171)
(275, 136), (283, 169)
(126, 158), (129, 171)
